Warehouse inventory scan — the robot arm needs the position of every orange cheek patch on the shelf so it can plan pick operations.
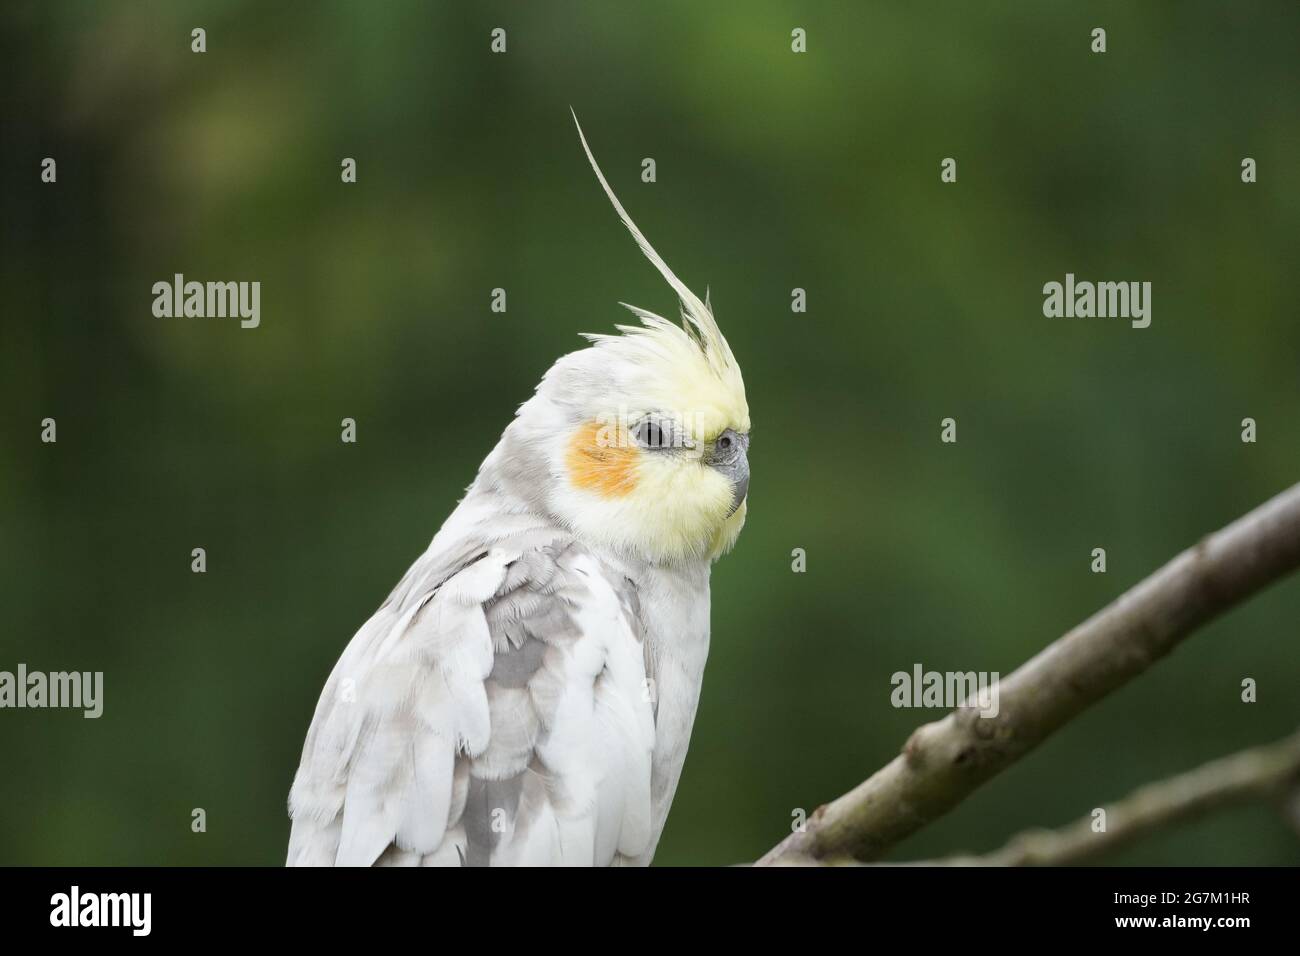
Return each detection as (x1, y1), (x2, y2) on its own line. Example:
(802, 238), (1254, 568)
(565, 421), (639, 498)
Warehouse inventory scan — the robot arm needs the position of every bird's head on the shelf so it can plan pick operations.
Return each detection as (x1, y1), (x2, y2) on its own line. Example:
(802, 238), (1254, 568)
(492, 115), (750, 566)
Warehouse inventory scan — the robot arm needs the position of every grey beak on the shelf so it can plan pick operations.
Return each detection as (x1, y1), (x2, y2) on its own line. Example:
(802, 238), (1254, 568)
(728, 470), (749, 517)
(704, 429), (749, 517)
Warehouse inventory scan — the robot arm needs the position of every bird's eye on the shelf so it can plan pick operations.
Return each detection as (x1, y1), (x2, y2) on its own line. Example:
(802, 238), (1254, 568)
(717, 433), (733, 452)
(635, 420), (669, 449)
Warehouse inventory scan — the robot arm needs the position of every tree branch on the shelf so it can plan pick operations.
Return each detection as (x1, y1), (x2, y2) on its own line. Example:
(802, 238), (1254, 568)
(758, 481), (1300, 865)
(914, 727), (1300, 865)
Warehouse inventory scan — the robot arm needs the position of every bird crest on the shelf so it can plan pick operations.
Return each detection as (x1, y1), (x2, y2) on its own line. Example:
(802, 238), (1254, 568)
(570, 111), (748, 436)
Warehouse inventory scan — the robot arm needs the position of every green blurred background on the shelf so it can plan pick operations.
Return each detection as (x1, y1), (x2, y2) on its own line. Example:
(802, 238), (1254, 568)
(2, 1), (1298, 866)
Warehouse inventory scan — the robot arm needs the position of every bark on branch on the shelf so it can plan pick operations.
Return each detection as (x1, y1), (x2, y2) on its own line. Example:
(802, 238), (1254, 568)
(758, 481), (1300, 866)
(917, 727), (1300, 865)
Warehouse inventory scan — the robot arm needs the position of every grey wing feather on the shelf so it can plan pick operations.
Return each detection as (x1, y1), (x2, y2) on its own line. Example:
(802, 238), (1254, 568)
(287, 531), (656, 866)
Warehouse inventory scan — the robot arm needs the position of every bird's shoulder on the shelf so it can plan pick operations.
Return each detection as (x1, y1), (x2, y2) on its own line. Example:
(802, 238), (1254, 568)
(287, 519), (656, 866)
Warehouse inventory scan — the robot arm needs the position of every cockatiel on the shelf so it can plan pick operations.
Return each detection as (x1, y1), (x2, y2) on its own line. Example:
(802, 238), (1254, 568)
(286, 115), (750, 867)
